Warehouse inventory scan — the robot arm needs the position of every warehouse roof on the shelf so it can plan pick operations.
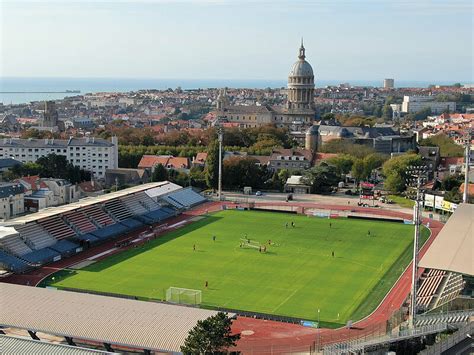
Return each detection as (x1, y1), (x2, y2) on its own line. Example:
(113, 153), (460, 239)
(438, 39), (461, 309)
(419, 203), (473, 276)
(0, 283), (229, 353)
(0, 335), (113, 355)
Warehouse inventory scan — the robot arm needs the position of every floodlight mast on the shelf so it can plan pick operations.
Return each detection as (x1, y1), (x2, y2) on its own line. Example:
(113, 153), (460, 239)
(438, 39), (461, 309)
(462, 132), (472, 203)
(217, 125), (223, 201)
(406, 165), (427, 329)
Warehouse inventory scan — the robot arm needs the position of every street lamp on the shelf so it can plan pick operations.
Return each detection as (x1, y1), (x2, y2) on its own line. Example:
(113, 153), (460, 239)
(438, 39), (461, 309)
(405, 165), (428, 329)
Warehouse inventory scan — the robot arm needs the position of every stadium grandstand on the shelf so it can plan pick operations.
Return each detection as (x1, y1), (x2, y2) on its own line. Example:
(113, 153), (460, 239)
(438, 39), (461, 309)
(0, 181), (206, 274)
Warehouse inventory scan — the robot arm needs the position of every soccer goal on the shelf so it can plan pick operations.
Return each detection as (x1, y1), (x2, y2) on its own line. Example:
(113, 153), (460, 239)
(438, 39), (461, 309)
(166, 287), (202, 306)
(239, 238), (261, 249)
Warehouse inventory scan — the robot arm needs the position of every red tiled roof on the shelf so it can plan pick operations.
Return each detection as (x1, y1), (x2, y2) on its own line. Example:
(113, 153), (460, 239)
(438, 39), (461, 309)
(440, 157), (465, 167)
(138, 155), (171, 169)
(15, 175), (40, 191)
(168, 157), (190, 169)
(194, 152), (208, 163)
(315, 152), (338, 160)
(459, 183), (474, 196)
(79, 181), (103, 192)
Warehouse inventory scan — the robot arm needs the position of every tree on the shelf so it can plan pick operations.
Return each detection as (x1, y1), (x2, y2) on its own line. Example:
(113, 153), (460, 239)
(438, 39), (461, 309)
(325, 155), (354, 175)
(205, 139), (220, 189)
(444, 188), (462, 203)
(382, 105), (393, 120)
(302, 162), (340, 194)
(351, 159), (366, 183)
(151, 164), (168, 182)
(420, 133), (464, 157)
(441, 175), (463, 192)
(180, 312), (240, 355)
(381, 153), (422, 193)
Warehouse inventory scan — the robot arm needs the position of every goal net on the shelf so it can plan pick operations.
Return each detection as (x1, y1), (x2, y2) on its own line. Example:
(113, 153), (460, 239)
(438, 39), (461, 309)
(239, 238), (262, 249)
(166, 287), (202, 305)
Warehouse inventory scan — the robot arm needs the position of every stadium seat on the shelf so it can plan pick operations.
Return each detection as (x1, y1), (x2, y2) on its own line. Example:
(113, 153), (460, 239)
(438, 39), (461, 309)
(0, 250), (30, 273)
(49, 239), (80, 255)
(21, 248), (60, 265)
(162, 188), (206, 209)
(91, 223), (129, 240)
(0, 234), (33, 256)
(82, 205), (115, 227)
(104, 199), (134, 221)
(63, 211), (97, 234)
(38, 217), (78, 240)
(120, 218), (144, 230)
(15, 223), (57, 250)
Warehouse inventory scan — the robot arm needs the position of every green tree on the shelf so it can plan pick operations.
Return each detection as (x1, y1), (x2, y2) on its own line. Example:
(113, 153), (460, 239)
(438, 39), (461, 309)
(381, 153), (422, 193)
(205, 139), (220, 189)
(151, 164), (168, 182)
(441, 175), (463, 192)
(351, 159), (366, 183)
(444, 188), (462, 203)
(382, 105), (393, 120)
(302, 162), (340, 194)
(420, 133), (464, 157)
(325, 155), (354, 175)
(180, 312), (240, 355)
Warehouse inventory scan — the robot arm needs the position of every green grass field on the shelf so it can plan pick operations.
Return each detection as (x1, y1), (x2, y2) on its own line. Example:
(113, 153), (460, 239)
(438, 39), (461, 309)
(47, 210), (427, 326)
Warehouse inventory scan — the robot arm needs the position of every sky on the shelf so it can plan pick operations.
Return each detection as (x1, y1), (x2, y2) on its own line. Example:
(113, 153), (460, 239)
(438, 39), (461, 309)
(0, 0), (473, 82)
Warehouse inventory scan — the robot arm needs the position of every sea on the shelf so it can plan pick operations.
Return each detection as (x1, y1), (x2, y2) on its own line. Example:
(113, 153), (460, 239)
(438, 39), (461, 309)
(0, 77), (457, 105)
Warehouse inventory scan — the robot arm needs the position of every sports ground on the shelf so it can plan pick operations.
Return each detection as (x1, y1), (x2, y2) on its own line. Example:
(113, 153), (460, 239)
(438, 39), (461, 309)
(48, 209), (428, 326)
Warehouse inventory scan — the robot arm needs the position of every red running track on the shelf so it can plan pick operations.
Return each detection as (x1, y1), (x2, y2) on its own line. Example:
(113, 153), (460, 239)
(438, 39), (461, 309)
(0, 201), (443, 354)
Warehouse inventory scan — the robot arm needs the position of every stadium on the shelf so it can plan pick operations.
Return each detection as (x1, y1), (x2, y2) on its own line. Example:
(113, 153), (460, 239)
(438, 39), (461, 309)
(0, 182), (472, 354)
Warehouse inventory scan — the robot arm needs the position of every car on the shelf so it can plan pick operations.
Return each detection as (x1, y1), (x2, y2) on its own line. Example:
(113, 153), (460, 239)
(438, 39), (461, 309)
(255, 191), (262, 196)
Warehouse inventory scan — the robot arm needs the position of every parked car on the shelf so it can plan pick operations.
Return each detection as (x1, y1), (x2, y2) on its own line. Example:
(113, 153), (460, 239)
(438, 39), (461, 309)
(255, 191), (262, 196)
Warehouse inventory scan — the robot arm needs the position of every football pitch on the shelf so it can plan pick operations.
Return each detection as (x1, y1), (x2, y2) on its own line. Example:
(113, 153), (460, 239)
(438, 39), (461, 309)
(48, 210), (427, 326)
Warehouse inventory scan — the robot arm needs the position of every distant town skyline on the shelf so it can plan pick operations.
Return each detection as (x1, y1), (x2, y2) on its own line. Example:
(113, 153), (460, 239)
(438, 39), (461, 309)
(1, 0), (472, 82)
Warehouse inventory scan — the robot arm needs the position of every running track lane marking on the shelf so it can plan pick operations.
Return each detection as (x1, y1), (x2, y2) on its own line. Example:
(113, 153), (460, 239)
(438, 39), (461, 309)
(87, 248), (118, 261)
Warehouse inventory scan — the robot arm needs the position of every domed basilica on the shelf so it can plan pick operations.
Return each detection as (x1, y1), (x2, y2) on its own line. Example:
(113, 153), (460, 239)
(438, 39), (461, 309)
(215, 40), (316, 139)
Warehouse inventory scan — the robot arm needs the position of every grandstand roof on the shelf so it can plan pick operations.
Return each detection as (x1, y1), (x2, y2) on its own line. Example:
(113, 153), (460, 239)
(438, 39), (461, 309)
(419, 203), (473, 276)
(0, 335), (113, 355)
(0, 283), (228, 353)
(0, 182), (171, 226)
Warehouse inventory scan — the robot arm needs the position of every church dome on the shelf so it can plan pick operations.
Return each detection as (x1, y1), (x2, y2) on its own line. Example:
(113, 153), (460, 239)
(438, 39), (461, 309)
(288, 40), (314, 77)
(289, 60), (314, 77)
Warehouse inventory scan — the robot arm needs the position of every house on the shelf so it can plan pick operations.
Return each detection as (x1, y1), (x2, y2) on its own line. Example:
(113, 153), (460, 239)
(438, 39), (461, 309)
(137, 155), (190, 172)
(15, 176), (79, 211)
(138, 155), (172, 171)
(78, 180), (105, 197)
(268, 148), (313, 171)
(284, 175), (311, 194)
(192, 152), (208, 167)
(105, 168), (150, 187)
(0, 183), (25, 220)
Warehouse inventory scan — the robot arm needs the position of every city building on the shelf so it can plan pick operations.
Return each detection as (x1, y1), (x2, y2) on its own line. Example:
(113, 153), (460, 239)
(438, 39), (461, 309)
(305, 125), (416, 154)
(268, 148), (313, 171)
(0, 183), (25, 220)
(401, 96), (456, 114)
(383, 78), (394, 89)
(214, 40), (316, 135)
(0, 137), (119, 178)
(105, 168), (150, 187)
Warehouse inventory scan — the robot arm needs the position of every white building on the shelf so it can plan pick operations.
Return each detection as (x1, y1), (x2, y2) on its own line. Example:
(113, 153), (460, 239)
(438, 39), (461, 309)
(0, 137), (118, 178)
(401, 96), (456, 114)
(0, 183), (25, 220)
